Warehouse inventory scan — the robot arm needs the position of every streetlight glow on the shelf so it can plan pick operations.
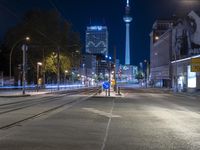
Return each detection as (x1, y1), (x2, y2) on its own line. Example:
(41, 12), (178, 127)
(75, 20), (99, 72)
(155, 36), (159, 40)
(37, 62), (42, 66)
(25, 36), (30, 41)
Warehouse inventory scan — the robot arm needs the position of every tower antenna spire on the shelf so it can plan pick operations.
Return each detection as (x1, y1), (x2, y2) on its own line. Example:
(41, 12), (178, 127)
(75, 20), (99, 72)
(127, 0), (129, 7)
(124, 0), (132, 65)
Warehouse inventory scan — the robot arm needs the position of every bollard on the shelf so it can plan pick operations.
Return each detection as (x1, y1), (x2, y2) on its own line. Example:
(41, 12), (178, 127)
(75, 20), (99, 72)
(118, 87), (121, 95)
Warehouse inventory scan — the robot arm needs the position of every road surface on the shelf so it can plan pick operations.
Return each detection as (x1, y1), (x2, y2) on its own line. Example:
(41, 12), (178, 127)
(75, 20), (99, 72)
(0, 88), (200, 150)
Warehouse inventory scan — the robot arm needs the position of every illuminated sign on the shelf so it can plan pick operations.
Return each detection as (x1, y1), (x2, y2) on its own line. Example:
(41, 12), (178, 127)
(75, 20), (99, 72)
(191, 58), (200, 72)
(90, 26), (103, 31)
(187, 66), (196, 88)
(123, 66), (129, 71)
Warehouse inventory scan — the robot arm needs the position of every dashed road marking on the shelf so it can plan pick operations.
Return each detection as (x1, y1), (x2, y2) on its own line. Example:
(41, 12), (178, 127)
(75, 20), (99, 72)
(82, 107), (121, 118)
(100, 100), (115, 150)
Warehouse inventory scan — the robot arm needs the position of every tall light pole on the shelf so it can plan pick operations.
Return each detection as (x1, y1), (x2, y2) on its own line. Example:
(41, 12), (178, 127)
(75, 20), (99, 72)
(9, 36), (30, 86)
(37, 62), (42, 92)
(22, 44), (28, 95)
(83, 64), (86, 85)
(106, 55), (112, 96)
(65, 70), (68, 86)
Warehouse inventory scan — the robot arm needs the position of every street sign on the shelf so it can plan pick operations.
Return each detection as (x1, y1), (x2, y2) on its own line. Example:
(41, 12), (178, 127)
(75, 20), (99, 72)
(103, 82), (110, 90)
(191, 58), (200, 72)
(111, 79), (116, 86)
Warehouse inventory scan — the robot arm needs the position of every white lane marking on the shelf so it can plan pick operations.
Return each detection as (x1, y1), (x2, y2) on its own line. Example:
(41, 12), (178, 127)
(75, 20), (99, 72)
(101, 100), (115, 150)
(82, 108), (121, 118)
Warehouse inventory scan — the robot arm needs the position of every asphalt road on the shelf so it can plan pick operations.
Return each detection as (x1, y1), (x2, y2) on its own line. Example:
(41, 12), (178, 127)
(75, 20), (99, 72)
(0, 88), (200, 150)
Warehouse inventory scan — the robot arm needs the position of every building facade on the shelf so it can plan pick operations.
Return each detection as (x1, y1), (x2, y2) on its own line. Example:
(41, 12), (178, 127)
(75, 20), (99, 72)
(171, 11), (200, 91)
(150, 11), (200, 91)
(81, 54), (96, 78)
(150, 20), (173, 87)
(86, 26), (108, 56)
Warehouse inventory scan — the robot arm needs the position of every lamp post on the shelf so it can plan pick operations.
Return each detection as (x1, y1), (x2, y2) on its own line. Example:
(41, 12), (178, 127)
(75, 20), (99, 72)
(72, 72), (75, 84)
(9, 36), (30, 86)
(83, 64), (86, 85)
(105, 55), (112, 96)
(22, 44), (28, 95)
(37, 62), (42, 92)
(64, 70), (68, 87)
(144, 60), (150, 88)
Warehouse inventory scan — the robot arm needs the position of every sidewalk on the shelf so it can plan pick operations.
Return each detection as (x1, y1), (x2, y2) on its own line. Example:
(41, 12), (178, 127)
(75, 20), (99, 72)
(0, 86), (94, 98)
(95, 88), (124, 98)
(172, 91), (200, 98)
(144, 88), (200, 98)
(0, 90), (49, 97)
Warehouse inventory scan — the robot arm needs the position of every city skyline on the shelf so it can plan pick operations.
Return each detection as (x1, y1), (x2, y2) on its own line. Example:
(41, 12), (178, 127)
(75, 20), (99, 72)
(0, 2), (200, 148)
(0, 0), (200, 65)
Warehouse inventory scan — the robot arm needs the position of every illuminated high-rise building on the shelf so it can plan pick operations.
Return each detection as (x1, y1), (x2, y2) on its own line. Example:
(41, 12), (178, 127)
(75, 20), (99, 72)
(123, 0), (132, 65)
(86, 26), (108, 56)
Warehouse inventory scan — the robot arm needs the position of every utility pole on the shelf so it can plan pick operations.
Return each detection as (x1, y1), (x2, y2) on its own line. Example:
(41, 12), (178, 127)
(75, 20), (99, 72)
(22, 44), (28, 95)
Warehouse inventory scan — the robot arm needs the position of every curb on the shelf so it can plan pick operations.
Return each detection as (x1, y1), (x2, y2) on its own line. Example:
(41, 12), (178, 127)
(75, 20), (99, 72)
(0, 94), (31, 98)
(173, 93), (200, 98)
(0, 86), (102, 98)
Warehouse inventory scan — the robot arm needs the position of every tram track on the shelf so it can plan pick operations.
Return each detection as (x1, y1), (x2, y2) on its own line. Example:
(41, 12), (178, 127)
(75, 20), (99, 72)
(0, 88), (98, 115)
(0, 87), (96, 107)
(0, 87), (100, 130)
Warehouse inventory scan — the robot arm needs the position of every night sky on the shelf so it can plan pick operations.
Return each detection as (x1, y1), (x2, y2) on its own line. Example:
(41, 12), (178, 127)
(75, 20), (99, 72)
(0, 0), (200, 65)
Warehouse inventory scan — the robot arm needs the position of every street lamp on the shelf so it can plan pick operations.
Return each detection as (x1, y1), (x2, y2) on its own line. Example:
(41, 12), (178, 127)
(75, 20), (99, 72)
(105, 55), (112, 96)
(155, 36), (159, 41)
(37, 62), (42, 92)
(64, 70), (68, 87)
(21, 44), (28, 95)
(82, 64), (86, 85)
(9, 36), (30, 85)
(25, 37), (30, 41)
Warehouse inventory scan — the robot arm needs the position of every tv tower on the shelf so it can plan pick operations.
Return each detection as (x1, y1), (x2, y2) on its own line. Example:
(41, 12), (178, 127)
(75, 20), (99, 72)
(123, 0), (132, 65)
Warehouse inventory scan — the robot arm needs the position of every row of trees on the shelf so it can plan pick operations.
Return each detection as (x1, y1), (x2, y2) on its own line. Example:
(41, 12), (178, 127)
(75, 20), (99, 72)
(0, 10), (82, 85)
